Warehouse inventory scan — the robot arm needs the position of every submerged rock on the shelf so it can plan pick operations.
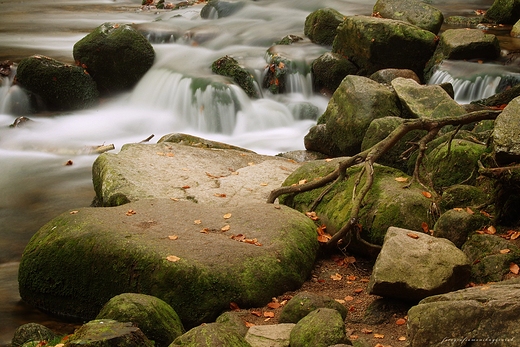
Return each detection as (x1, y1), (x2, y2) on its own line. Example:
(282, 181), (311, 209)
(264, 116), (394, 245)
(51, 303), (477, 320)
(211, 55), (259, 98)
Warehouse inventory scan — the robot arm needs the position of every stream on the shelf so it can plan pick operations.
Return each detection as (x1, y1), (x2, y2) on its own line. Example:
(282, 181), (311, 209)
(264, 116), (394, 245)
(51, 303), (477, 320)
(0, 0), (516, 344)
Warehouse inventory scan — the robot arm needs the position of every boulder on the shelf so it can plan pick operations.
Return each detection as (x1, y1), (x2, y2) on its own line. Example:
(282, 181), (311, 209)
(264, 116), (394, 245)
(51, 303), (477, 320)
(462, 234), (520, 283)
(65, 319), (154, 347)
(367, 226), (471, 301)
(73, 22), (155, 96)
(484, 0), (520, 24)
(18, 199), (319, 328)
(92, 140), (300, 207)
(278, 292), (348, 323)
(373, 0), (444, 34)
(171, 322), (250, 347)
(303, 123), (342, 157)
(391, 77), (466, 119)
(511, 19), (520, 37)
(311, 52), (358, 95)
(279, 160), (431, 254)
(289, 308), (348, 347)
(407, 278), (520, 346)
(433, 209), (489, 248)
(306, 75), (400, 156)
(332, 15), (437, 78)
(438, 184), (491, 211)
(361, 298), (411, 325)
(200, 0), (245, 19)
(11, 323), (57, 347)
(369, 68), (421, 85)
(211, 56), (259, 98)
(304, 8), (345, 46)
(96, 293), (185, 347)
(492, 95), (520, 164)
(14, 55), (98, 111)
(215, 312), (249, 337)
(245, 324), (295, 347)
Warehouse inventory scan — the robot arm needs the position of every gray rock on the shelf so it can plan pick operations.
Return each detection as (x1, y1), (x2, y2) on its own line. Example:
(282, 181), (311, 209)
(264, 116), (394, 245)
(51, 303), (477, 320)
(368, 226), (471, 301)
(15, 55), (98, 111)
(96, 293), (184, 347)
(304, 8), (345, 46)
(391, 77), (465, 119)
(332, 15), (437, 78)
(373, 0), (444, 34)
(433, 209), (489, 248)
(407, 279), (520, 346)
(312, 52), (358, 95)
(289, 308), (348, 347)
(11, 323), (57, 347)
(200, 0), (245, 19)
(18, 199), (319, 328)
(245, 324), (295, 347)
(511, 19), (520, 37)
(215, 311), (249, 337)
(493, 95), (520, 164)
(92, 141), (300, 207)
(361, 298), (411, 325)
(66, 319), (154, 347)
(278, 292), (348, 323)
(369, 68), (421, 85)
(73, 22), (155, 96)
(171, 322), (250, 347)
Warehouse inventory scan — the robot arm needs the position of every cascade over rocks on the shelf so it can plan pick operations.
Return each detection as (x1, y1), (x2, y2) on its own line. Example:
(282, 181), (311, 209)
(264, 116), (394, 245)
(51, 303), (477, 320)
(407, 278), (520, 347)
(367, 227), (471, 301)
(73, 22), (155, 96)
(373, 0), (444, 34)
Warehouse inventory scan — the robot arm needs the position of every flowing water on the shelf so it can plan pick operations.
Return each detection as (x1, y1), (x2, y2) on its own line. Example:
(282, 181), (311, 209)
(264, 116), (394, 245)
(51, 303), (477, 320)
(0, 0), (515, 344)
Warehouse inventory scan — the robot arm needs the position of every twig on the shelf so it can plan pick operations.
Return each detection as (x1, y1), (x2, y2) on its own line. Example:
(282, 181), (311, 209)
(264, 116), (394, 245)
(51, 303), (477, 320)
(139, 134), (155, 143)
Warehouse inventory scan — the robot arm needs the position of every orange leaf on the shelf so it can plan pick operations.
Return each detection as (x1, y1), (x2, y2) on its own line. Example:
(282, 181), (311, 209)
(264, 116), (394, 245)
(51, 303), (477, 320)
(480, 210), (492, 218)
(166, 255), (180, 262)
(245, 321), (255, 328)
(305, 211), (319, 220)
(168, 235), (178, 240)
(347, 275), (357, 281)
(407, 232), (419, 239)
(485, 226), (496, 235)
(223, 213), (232, 219)
(394, 176), (409, 182)
(374, 333), (384, 339)
(263, 311), (275, 318)
(267, 302), (281, 309)
(466, 207), (474, 215)
(396, 318), (407, 325)
(194, 219), (202, 225)
(126, 209), (136, 216)
(398, 336), (407, 341)
(500, 249), (511, 254)
(354, 288), (363, 294)
(511, 231), (520, 240)
(214, 193), (227, 198)
(331, 273), (343, 281)
(230, 302), (240, 310)
(317, 234), (332, 243)
(316, 225), (327, 236)
(510, 263), (520, 275)
(361, 328), (372, 334)
(182, 185), (190, 189)
(345, 256), (356, 264)
(221, 225), (230, 232)
(251, 310), (262, 317)
(345, 295), (354, 301)
(422, 191), (432, 198)
(421, 222), (429, 234)
(360, 278), (370, 283)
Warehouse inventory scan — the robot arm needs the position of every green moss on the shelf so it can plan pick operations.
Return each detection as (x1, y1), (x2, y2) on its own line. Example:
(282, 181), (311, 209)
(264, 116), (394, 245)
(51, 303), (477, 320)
(211, 56), (259, 98)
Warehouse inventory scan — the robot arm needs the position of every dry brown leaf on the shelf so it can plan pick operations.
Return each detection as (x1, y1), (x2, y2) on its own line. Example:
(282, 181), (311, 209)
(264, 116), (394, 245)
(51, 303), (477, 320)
(422, 191), (432, 198)
(267, 302), (281, 309)
(168, 235), (178, 240)
(354, 288), (363, 294)
(398, 336), (407, 341)
(200, 228), (209, 234)
(360, 278), (370, 283)
(223, 213), (232, 219)
(407, 232), (419, 239)
(230, 302), (240, 310)
(466, 207), (474, 214)
(194, 219), (202, 225)
(126, 209), (136, 216)
(480, 210), (492, 218)
(345, 295), (354, 301)
(298, 179), (307, 185)
(166, 255), (180, 262)
(485, 225), (496, 235)
(421, 222), (429, 234)
(260, 182), (268, 186)
(263, 311), (275, 318)
(182, 185), (190, 189)
(453, 207), (464, 212)
(305, 211), (319, 221)
(331, 273), (342, 281)
(347, 275), (357, 281)
(510, 262), (520, 275)
(374, 333), (384, 339)
(349, 335), (359, 340)
(70, 210), (79, 214)
(500, 249), (511, 254)
(512, 231), (520, 240)
(361, 328), (372, 334)
(245, 321), (255, 328)
(251, 311), (262, 317)
(170, 198), (179, 201)
(214, 193), (227, 198)
(345, 256), (356, 264)
(317, 234), (332, 243)
(335, 299), (346, 304)
(221, 225), (230, 232)
(396, 318), (407, 325)
(395, 176), (408, 182)
(325, 158), (333, 162)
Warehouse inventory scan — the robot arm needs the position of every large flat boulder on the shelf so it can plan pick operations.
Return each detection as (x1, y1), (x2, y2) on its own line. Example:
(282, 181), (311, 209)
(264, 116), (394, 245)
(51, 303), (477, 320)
(18, 199), (319, 328)
(493, 95), (520, 164)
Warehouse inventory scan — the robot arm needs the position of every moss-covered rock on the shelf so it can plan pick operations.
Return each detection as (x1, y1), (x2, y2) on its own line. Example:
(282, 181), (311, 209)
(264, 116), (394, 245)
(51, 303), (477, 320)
(211, 56), (259, 98)
(493, 95), (520, 164)
(66, 319), (154, 347)
(200, 0), (245, 19)
(439, 184), (491, 211)
(73, 22), (155, 96)
(171, 323), (250, 347)
(311, 52), (358, 95)
(484, 0), (520, 24)
(289, 308), (348, 347)
(11, 323), (57, 347)
(278, 292), (348, 323)
(433, 209), (490, 248)
(215, 312), (249, 337)
(279, 159), (431, 253)
(304, 8), (345, 46)
(96, 293), (184, 347)
(332, 15), (437, 78)
(18, 199), (318, 328)
(373, 0), (444, 34)
(15, 55), (98, 111)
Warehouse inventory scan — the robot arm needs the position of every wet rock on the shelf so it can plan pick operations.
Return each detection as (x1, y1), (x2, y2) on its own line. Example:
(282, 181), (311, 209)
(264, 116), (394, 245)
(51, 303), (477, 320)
(66, 319), (153, 347)
(433, 209), (489, 248)
(14, 55), (98, 111)
(278, 292), (348, 323)
(493, 95), (520, 164)
(373, 0), (444, 34)
(304, 8), (345, 46)
(171, 322), (250, 347)
(96, 293), (184, 347)
(11, 323), (57, 347)
(311, 52), (358, 95)
(332, 15), (437, 78)
(368, 226), (471, 301)
(211, 56), (259, 98)
(289, 308), (349, 347)
(407, 278), (520, 347)
(73, 22), (155, 96)
(245, 324), (295, 347)
(484, 0), (520, 24)
(200, 0), (245, 19)
(9, 116), (32, 128)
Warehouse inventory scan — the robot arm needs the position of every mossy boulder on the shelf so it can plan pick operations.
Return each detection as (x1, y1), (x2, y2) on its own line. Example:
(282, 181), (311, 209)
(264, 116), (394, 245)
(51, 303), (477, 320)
(211, 56), (259, 98)
(439, 184), (491, 211)
(484, 0), (520, 24)
(311, 52), (358, 95)
(18, 199), (319, 328)
(73, 22), (155, 96)
(65, 319), (154, 347)
(304, 8), (345, 46)
(373, 0), (444, 34)
(96, 293), (185, 347)
(332, 15), (437, 78)
(171, 322), (250, 347)
(14, 55), (98, 111)
(11, 323), (57, 347)
(433, 209), (490, 248)
(279, 159), (431, 254)
(289, 308), (348, 347)
(492, 95), (520, 164)
(369, 68), (421, 85)
(200, 0), (245, 19)
(278, 292), (348, 323)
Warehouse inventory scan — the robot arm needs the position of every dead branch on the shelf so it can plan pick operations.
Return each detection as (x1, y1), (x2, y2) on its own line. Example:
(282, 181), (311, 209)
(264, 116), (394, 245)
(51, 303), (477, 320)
(267, 110), (502, 249)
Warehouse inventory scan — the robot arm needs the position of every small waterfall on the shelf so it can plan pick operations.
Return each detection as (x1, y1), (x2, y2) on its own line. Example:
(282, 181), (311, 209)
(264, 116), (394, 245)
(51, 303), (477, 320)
(286, 72), (314, 98)
(0, 72), (30, 116)
(428, 60), (520, 104)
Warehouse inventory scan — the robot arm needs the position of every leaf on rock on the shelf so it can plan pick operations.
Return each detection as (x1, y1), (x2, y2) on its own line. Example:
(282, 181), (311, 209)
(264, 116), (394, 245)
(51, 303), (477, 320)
(512, 231), (520, 240)
(305, 211), (319, 220)
(194, 219), (202, 225)
(230, 302), (240, 310)
(510, 263), (520, 275)
(168, 235), (178, 240)
(361, 328), (372, 334)
(166, 255), (180, 262)
(374, 333), (384, 339)
(331, 273), (342, 281)
(267, 302), (281, 309)
(485, 225), (496, 235)
(245, 321), (255, 328)
(407, 232), (419, 239)
(398, 336), (407, 341)
(223, 213), (232, 219)
(126, 209), (136, 216)
(422, 191), (432, 198)
(298, 179), (307, 185)
(263, 311), (275, 318)
(396, 318), (407, 325)
(221, 224), (230, 232)
(394, 176), (408, 182)
(251, 311), (262, 317)
(214, 193), (227, 198)
(500, 249), (511, 254)
(70, 210), (79, 214)
(182, 185), (190, 189)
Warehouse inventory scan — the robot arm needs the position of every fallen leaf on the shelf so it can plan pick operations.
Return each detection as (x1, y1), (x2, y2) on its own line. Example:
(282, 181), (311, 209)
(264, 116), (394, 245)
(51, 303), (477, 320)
(360, 278), (370, 283)
(335, 299), (346, 304)
(396, 318), (407, 325)
(480, 210), (492, 218)
(166, 255), (180, 262)
(214, 193), (227, 198)
(331, 273), (343, 281)
(453, 207), (464, 212)
(398, 336), (407, 341)
(65, 160), (73, 166)
(248, 162), (255, 166)
(345, 295), (354, 301)
(168, 235), (178, 240)
(317, 234), (332, 243)
(349, 335), (359, 340)
(510, 262), (520, 275)
(267, 302), (281, 309)
(245, 321), (255, 328)
(374, 333), (384, 339)
(316, 225), (327, 235)
(170, 198), (179, 201)
(485, 225), (496, 234)
(354, 288), (363, 294)
(194, 220), (202, 225)
(230, 302), (240, 310)
(263, 311), (275, 318)
(466, 207), (474, 215)
(512, 231), (520, 240)
(361, 328), (372, 334)
(223, 213), (232, 219)
(348, 306), (356, 312)
(298, 179), (307, 185)
(407, 232), (419, 239)
(421, 222), (429, 234)
(345, 256), (356, 264)
(422, 191), (432, 198)
(347, 275), (357, 281)
(500, 249), (511, 254)
(221, 225), (231, 232)
(305, 211), (319, 221)
(325, 158), (333, 162)
(251, 311), (262, 317)
(200, 228), (209, 234)
(126, 209), (136, 216)
(260, 182), (268, 186)
(182, 185), (190, 189)
(70, 210), (79, 214)
(395, 176), (408, 182)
